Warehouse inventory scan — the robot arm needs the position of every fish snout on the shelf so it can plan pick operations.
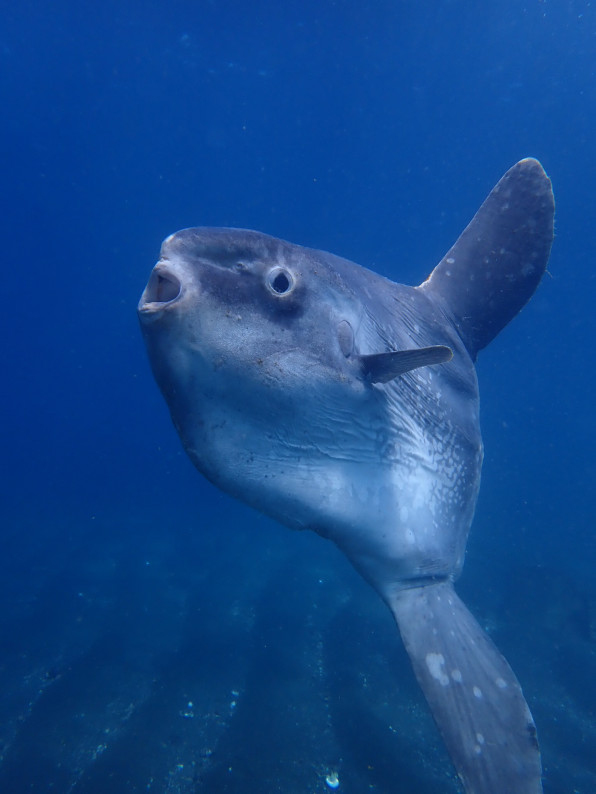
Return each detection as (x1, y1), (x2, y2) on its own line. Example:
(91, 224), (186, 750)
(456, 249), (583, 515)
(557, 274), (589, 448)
(137, 263), (183, 318)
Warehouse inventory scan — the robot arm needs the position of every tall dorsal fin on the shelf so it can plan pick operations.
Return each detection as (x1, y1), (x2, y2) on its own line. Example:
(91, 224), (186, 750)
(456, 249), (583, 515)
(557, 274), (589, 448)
(420, 158), (555, 360)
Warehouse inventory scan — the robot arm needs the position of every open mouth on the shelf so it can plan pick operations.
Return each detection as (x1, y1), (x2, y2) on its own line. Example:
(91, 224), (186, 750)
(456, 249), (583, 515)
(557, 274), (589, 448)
(138, 265), (182, 313)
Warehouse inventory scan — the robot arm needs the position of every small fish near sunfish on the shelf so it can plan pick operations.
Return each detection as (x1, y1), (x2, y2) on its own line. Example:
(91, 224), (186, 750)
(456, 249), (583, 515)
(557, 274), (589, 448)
(138, 158), (555, 793)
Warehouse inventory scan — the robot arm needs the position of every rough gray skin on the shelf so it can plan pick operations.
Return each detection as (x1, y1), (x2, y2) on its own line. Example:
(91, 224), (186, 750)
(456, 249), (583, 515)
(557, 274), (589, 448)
(138, 159), (554, 794)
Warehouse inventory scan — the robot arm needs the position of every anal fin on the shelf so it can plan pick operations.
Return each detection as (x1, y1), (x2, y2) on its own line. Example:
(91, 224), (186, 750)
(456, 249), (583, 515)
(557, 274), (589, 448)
(389, 581), (542, 794)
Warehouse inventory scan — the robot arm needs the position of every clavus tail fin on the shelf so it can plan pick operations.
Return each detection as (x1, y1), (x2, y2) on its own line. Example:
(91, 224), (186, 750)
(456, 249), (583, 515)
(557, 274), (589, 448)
(389, 582), (542, 793)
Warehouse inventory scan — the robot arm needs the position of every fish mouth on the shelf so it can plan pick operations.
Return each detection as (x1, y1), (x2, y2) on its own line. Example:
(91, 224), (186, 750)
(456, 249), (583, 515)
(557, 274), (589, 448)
(138, 264), (182, 316)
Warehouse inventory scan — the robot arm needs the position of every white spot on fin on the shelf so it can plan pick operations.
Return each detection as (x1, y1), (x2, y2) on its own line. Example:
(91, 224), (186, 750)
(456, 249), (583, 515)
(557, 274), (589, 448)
(425, 652), (449, 686)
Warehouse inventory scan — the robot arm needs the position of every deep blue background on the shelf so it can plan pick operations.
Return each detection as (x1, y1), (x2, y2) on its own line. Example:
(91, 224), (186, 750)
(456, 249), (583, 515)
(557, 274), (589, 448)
(1, 2), (594, 793)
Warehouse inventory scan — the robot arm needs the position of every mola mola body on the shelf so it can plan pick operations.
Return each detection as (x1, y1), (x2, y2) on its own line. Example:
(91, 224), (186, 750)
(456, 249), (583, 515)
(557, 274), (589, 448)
(138, 158), (554, 793)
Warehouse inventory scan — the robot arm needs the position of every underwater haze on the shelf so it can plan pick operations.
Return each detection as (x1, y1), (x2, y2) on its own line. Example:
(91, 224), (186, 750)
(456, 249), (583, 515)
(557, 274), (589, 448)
(1, 2), (595, 793)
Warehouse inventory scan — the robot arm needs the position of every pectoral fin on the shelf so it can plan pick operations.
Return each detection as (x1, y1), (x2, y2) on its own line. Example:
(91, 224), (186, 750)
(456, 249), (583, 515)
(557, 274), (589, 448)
(359, 345), (453, 383)
(389, 581), (542, 794)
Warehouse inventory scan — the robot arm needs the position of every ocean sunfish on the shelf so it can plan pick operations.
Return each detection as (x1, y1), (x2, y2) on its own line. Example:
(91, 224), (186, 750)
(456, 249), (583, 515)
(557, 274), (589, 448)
(138, 158), (554, 793)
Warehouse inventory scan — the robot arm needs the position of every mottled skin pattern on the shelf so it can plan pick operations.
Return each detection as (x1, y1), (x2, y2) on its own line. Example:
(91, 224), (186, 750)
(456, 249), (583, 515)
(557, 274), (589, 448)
(139, 159), (554, 793)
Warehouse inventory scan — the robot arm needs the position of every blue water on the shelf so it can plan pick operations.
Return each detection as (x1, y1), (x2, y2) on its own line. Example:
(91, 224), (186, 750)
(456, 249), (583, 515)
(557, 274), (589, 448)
(1, 2), (594, 792)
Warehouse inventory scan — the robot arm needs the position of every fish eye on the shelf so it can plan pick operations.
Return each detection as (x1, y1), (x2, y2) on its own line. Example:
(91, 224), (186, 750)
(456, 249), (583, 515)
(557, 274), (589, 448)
(266, 266), (295, 296)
